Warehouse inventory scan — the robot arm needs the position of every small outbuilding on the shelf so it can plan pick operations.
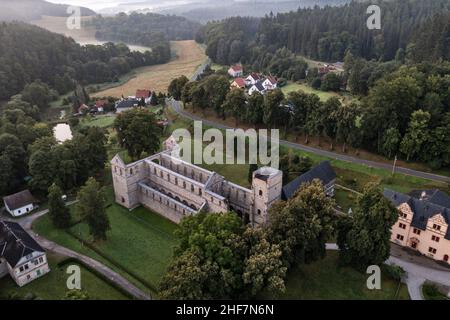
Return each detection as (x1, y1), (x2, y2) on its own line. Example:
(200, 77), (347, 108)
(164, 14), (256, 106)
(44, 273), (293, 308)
(3, 190), (38, 217)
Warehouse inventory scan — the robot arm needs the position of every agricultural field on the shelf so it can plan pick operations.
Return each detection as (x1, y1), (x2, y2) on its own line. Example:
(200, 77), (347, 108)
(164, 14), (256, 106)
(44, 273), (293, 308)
(0, 254), (129, 300)
(92, 40), (207, 98)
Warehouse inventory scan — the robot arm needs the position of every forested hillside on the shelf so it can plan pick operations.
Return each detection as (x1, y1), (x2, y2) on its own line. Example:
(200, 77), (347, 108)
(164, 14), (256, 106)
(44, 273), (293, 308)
(89, 12), (202, 47)
(0, 22), (170, 100)
(198, 0), (449, 65)
(0, 0), (95, 22)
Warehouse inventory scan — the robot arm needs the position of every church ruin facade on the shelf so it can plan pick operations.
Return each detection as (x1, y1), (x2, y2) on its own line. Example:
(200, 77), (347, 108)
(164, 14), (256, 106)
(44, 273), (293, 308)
(111, 151), (283, 225)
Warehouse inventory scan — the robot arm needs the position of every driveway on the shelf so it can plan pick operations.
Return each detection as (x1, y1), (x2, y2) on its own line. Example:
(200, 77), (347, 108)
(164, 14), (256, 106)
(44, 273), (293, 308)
(5, 208), (151, 300)
(168, 99), (450, 184)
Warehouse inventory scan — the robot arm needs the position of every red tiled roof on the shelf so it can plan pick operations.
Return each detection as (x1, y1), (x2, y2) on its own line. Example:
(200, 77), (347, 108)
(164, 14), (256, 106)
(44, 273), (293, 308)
(136, 89), (151, 98)
(95, 100), (107, 107)
(266, 76), (277, 84)
(232, 78), (246, 88)
(248, 72), (260, 80)
(230, 65), (243, 72)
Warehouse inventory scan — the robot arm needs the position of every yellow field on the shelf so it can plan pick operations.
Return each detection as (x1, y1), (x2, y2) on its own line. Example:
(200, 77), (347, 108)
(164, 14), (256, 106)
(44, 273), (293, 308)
(92, 40), (207, 98)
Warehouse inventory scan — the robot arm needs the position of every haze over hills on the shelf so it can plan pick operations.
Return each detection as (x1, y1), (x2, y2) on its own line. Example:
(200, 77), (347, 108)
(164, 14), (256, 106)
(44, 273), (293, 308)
(156, 0), (351, 23)
(0, 0), (96, 21)
(44, 0), (352, 22)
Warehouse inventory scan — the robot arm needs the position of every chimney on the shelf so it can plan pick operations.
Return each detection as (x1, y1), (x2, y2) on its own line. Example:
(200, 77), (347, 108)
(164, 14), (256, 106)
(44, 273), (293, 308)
(420, 191), (426, 200)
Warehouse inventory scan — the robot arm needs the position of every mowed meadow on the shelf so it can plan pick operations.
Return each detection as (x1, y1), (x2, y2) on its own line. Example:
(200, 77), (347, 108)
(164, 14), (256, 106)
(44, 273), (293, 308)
(92, 40), (207, 97)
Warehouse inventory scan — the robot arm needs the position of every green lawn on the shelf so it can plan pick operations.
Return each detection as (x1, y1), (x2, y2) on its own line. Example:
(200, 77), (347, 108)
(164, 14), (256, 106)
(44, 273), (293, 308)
(69, 204), (178, 290)
(267, 251), (410, 300)
(0, 254), (129, 300)
(80, 115), (116, 128)
(281, 82), (338, 101)
(334, 188), (357, 213)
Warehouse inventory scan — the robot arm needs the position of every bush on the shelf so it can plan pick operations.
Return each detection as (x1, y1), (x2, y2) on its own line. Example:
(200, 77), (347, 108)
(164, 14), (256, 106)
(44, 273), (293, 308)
(422, 283), (448, 300)
(382, 264), (405, 281)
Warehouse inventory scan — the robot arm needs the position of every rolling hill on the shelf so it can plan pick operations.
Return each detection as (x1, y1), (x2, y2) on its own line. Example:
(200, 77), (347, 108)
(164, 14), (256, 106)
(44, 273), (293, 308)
(0, 0), (95, 22)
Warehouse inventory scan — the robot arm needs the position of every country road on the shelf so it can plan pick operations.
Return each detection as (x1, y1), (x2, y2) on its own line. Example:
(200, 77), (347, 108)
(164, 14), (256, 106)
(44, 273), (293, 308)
(168, 99), (450, 184)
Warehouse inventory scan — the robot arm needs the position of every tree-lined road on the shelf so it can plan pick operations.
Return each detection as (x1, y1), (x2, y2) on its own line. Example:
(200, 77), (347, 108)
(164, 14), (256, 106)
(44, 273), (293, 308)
(168, 99), (450, 184)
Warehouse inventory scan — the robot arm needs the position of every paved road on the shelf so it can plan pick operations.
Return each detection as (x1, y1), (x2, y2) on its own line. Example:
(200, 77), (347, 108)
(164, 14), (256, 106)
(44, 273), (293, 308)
(168, 99), (450, 184)
(9, 209), (151, 300)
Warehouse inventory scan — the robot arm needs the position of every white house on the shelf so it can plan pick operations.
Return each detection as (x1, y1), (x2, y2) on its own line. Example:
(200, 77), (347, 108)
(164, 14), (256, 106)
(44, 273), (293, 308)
(3, 190), (38, 217)
(248, 81), (266, 95)
(245, 73), (261, 86)
(228, 65), (243, 78)
(262, 76), (277, 90)
(0, 221), (50, 287)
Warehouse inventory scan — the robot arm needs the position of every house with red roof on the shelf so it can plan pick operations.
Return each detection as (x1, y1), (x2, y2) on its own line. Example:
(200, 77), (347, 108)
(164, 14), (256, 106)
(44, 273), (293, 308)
(245, 72), (261, 86)
(262, 76), (278, 90)
(135, 89), (152, 104)
(228, 65), (243, 78)
(230, 77), (246, 90)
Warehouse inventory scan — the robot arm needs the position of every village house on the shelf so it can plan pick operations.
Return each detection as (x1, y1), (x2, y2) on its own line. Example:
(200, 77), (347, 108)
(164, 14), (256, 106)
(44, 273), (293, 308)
(0, 221), (50, 287)
(135, 89), (153, 104)
(384, 188), (450, 264)
(281, 161), (337, 200)
(245, 73), (261, 86)
(228, 65), (243, 78)
(230, 77), (246, 90)
(3, 190), (38, 217)
(262, 76), (278, 90)
(248, 81), (266, 95)
(115, 98), (140, 112)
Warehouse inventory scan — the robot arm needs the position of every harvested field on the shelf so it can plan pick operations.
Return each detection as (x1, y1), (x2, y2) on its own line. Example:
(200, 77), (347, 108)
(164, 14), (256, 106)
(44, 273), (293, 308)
(92, 40), (207, 98)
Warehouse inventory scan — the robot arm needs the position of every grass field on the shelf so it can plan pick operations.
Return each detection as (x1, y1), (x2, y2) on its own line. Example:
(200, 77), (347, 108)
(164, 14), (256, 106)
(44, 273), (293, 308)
(281, 82), (339, 101)
(92, 40), (207, 98)
(267, 251), (409, 300)
(70, 203), (178, 288)
(0, 254), (129, 300)
(80, 115), (117, 128)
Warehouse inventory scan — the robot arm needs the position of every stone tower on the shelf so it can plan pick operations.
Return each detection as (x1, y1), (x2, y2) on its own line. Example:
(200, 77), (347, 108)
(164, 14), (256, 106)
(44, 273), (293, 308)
(111, 154), (145, 210)
(251, 167), (283, 225)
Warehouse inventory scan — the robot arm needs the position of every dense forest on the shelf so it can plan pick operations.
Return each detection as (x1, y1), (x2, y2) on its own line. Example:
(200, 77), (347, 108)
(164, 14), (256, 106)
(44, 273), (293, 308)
(0, 0), (95, 22)
(89, 12), (202, 47)
(0, 22), (171, 101)
(198, 0), (449, 66)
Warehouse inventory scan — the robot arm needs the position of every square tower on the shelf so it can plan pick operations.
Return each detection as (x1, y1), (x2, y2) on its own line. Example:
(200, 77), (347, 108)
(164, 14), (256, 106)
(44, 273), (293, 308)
(251, 167), (283, 225)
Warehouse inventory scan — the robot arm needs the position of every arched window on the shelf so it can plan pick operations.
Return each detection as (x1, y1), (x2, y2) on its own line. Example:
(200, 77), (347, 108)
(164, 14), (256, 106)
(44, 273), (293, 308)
(183, 181), (186, 189)
(199, 189), (202, 196)
(257, 209), (261, 215)
(444, 255), (449, 262)
(191, 185), (194, 192)
(130, 168), (133, 175)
